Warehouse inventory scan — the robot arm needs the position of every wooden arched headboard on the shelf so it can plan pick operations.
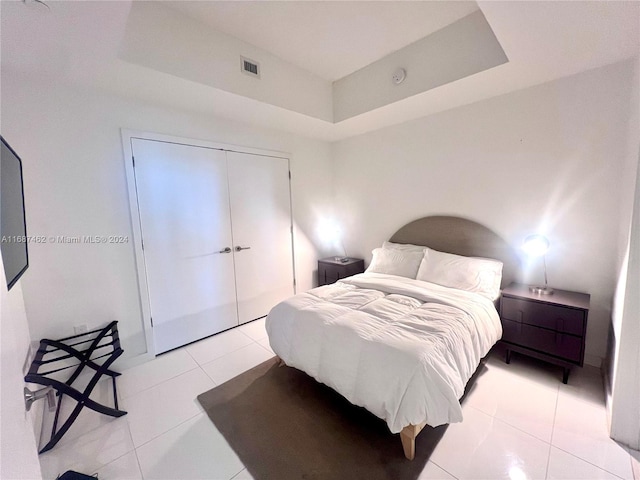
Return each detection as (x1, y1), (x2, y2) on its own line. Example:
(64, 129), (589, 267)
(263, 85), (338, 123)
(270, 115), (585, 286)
(389, 216), (521, 288)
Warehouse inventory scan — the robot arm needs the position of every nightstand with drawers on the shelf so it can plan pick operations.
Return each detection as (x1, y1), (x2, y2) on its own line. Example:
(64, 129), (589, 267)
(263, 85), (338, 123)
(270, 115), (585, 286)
(318, 257), (365, 286)
(499, 283), (590, 384)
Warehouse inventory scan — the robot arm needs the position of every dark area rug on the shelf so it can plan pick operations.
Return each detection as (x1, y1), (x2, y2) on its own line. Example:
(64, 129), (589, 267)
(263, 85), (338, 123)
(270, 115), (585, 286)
(197, 358), (452, 480)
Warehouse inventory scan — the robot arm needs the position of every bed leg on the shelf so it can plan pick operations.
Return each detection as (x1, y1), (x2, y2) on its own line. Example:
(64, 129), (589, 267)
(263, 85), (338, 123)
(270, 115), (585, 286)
(400, 429), (416, 460)
(400, 423), (426, 460)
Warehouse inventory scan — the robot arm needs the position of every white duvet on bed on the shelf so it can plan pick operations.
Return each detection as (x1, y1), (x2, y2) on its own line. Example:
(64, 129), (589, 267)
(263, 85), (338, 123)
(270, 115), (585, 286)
(265, 272), (502, 433)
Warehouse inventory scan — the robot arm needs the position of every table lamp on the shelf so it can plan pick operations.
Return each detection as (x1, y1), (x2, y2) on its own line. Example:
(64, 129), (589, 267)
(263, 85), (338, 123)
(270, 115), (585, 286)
(523, 234), (554, 295)
(318, 219), (349, 263)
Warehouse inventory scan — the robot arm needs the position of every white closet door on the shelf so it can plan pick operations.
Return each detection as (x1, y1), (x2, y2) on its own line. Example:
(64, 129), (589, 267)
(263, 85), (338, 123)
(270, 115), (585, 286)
(227, 151), (294, 324)
(132, 139), (238, 353)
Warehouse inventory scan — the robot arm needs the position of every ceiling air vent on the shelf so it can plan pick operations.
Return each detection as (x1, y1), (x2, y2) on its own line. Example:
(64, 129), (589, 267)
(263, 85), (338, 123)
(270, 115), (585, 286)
(241, 56), (260, 78)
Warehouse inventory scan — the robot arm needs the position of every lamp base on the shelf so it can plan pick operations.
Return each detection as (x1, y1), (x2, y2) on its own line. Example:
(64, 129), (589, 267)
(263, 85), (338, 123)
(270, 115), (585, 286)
(334, 256), (350, 263)
(529, 286), (554, 295)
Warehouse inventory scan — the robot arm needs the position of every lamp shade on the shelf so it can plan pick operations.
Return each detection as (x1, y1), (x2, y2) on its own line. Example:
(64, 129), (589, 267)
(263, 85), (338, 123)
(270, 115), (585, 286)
(317, 218), (348, 260)
(523, 234), (553, 294)
(317, 219), (341, 243)
(522, 234), (550, 257)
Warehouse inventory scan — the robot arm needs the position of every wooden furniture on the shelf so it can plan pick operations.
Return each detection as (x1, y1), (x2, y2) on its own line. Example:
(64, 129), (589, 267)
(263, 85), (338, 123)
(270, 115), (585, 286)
(400, 423), (427, 460)
(25, 321), (127, 453)
(386, 216), (521, 459)
(499, 283), (590, 384)
(317, 257), (365, 286)
(279, 352), (427, 460)
(317, 217), (520, 459)
(389, 215), (520, 288)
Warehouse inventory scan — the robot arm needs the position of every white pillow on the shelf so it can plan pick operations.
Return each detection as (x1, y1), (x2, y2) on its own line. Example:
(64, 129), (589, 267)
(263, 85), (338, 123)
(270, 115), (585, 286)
(366, 248), (424, 279)
(416, 248), (503, 300)
(382, 241), (426, 254)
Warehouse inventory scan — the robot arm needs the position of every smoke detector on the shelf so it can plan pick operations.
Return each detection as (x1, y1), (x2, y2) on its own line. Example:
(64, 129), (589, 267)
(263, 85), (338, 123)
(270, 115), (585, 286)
(392, 68), (406, 85)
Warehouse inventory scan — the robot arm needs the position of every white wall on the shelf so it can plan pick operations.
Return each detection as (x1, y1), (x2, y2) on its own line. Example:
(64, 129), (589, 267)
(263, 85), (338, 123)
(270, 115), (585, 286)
(120, 1), (333, 123)
(332, 60), (637, 365)
(0, 267), (43, 479)
(609, 54), (640, 449)
(609, 146), (640, 449)
(333, 10), (507, 122)
(1, 71), (333, 362)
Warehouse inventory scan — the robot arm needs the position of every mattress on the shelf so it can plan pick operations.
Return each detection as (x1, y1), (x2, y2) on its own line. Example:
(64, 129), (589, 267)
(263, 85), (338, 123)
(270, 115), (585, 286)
(265, 272), (502, 433)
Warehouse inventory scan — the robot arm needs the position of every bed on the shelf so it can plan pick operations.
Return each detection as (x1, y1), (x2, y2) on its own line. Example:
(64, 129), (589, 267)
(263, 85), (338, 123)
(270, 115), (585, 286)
(266, 216), (521, 460)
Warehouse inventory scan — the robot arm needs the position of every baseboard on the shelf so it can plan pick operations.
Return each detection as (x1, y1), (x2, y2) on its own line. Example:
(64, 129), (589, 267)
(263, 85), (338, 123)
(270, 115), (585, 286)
(584, 354), (602, 368)
(117, 351), (156, 371)
(603, 364), (613, 431)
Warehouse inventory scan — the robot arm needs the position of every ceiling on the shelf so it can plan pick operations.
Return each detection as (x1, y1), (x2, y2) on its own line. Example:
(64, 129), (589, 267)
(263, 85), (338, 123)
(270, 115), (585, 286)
(1, 1), (639, 142)
(164, 1), (480, 81)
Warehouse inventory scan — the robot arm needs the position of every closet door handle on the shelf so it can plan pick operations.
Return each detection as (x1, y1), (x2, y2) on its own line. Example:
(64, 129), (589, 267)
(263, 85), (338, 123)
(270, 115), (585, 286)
(235, 246), (251, 252)
(217, 247), (232, 254)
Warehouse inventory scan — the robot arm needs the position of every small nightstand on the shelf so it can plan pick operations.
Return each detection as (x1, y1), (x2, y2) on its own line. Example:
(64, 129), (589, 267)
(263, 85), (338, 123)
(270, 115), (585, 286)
(318, 257), (365, 286)
(499, 283), (590, 384)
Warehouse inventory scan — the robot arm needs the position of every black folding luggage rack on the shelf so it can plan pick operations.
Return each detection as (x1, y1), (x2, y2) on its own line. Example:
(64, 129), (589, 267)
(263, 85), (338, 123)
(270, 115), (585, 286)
(25, 321), (127, 454)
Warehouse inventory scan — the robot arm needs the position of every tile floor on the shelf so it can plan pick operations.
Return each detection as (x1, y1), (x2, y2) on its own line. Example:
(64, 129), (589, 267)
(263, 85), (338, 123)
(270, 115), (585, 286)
(38, 318), (639, 480)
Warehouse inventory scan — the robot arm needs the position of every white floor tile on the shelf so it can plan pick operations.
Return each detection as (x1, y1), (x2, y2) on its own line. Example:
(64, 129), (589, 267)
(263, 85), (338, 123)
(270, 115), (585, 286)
(256, 336), (274, 355)
(41, 376), (122, 449)
(124, 368), (215, 447)
(237, 317), (268, 341)
(430, 406), (550, 480)
(201, 343), (274, 385)
(118, 348), (198, 399)
(38, 339), (622, 480)
(628, 448), (639, 480)
(231, 468), (255, 480)
(465, 356), (559, 442)
(547, 447), (621, 479)
(95, 451), (143, 480)
(418, 461), (457, 479)
(552, 387), (633, 479)
(136, 413), (244, 480)
(560, 364), (606, 405)
(185, 328), (254, 366)
(39, 417), (134, 480)
(489, 345), (566, 385)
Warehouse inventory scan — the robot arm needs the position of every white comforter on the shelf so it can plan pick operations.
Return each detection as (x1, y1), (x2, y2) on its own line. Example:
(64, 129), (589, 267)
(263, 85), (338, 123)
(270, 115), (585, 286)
(265, 273), (502, 433)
